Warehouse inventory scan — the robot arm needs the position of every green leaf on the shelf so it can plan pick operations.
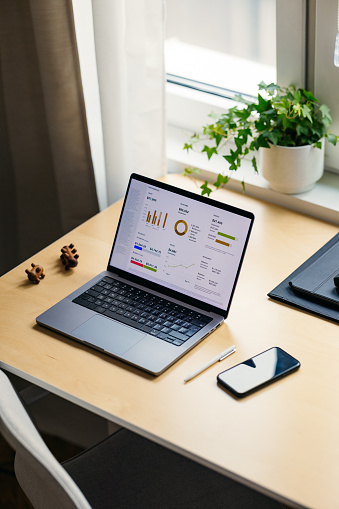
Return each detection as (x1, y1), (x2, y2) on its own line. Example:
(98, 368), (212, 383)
(241, 180), (245, 192)
(191, 134), (200, 143)
(183, 143), (192, 152)
(293, 89), (302, 104)
(214, 174), (229, 189)
(214, 124), (228, 136)
(255, 94), (271, 113)
(303, 89), (317, 102)
(253, 135), (270, 150)
(200, 181), (213, 196)
(183, 167), (201, 175)
(327, 133), (338, 146)
(319, 104), (331, 118)
(296, 124), (309, 137)
(252, 157), (258, 173)
(233, 94), (252, 105)
(258, 82), (279, 94)
(202, 145), (218, 160)
(301, 105), (313, 122)
(215, 134), (222, 147)
(267, 131), (280, 145)
(182, 167), (201, 177)
(223, 154), (238, 171)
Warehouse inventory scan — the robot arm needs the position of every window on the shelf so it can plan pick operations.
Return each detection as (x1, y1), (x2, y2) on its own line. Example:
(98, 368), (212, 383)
(311, 0), (339, 174)
(165, 0), (276, 100)
(166, 0), (339, 179)
(165, 0), (279, 132)
(72, 0), (339, 218)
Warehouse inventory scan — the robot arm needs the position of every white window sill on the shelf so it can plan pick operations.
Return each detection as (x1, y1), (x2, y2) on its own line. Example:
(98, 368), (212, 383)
(166, 125), (339, 226)
(165, 38), (276, 99)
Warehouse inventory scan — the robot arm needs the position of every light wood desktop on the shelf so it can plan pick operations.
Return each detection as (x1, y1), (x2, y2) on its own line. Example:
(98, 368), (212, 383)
(0, 174), (338, 509)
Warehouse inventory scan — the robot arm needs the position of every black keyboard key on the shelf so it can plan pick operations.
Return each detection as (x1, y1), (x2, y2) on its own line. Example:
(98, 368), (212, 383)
(85, 289), (100, 298)
(102, 277), (115, 284)
(186, 328), (199, 337)
(172, 339), (185, 346)
(73, 296), (86, 305)
(159, 333), (171, 341)
(94, 306), (106, 314)
(191, 319), (207, 327)
(149, 330), (159, 336)
(179, 327), (189, 334)
(168, 330), (188, 341)
(81, 300), (97, 310)
(141, 325), (152, 333)
(170, 324), (180, 331)
(92, 284), (104, 293)
(200, 315), (213, 324)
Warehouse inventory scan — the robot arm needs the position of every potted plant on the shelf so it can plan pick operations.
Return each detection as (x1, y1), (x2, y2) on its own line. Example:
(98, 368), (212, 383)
(183, 82), (338, 195)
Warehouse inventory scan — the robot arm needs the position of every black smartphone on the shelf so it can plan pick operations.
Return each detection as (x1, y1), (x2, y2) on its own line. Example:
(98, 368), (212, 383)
(217, 347), (300, 398)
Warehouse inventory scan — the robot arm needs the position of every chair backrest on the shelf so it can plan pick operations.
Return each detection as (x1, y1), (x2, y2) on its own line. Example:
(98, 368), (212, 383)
(0, 369), (92, 509)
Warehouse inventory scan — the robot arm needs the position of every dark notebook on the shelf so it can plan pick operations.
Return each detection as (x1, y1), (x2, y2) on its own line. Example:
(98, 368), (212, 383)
(268, 232), (339, 324)
(289, 242), (339, 307)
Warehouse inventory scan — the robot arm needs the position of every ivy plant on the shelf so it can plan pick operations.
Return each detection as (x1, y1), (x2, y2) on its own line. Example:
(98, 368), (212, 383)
(183, 82), (338, 196)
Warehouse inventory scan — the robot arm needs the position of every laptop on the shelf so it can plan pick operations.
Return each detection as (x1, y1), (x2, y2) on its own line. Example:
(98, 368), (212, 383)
(37, 173), (254, 375)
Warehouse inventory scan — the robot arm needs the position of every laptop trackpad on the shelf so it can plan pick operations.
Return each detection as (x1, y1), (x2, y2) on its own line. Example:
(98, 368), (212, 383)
(72, 315), (146, 355)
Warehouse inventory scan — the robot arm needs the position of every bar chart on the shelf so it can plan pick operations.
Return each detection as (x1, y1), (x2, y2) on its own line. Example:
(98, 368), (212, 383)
(215, 231), (236, 247)
(146, 210), (168, 228)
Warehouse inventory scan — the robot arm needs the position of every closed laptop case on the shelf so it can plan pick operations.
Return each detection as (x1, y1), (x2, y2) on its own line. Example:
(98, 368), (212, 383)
(289, 242), (339, 306)
(268, 232), (339, 324)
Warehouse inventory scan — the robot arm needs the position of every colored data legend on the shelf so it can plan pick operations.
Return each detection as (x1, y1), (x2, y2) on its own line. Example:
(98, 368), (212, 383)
(134, 245), (161, 257)
(215, 231), (236, 247)
(146, 210), (168, 228)
(130, 260), (157, 272)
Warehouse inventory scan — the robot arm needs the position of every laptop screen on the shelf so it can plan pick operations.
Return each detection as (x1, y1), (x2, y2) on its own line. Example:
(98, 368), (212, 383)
(109, 174), (254, 313)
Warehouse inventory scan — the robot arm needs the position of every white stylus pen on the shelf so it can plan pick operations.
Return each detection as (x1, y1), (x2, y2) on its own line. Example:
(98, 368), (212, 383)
(184, 345), (236, 383)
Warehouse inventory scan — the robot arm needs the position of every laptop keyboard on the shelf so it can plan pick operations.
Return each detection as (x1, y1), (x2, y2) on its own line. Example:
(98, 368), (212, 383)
(72, 276), (212, 346)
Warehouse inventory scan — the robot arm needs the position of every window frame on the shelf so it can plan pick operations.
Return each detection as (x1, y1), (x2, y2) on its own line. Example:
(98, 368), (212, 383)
(166, 0), (339, 224)
(166, 0), (307, 132)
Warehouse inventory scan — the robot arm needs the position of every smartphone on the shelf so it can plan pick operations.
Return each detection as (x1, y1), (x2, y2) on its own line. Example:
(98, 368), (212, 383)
(217, 347), (300, 398)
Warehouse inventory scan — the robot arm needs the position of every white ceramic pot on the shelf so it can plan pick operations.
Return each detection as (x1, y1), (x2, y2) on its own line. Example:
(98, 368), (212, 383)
(259, 140), (325, 194)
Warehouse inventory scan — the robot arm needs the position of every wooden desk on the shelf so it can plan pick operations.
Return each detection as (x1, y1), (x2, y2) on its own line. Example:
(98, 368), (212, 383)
(0, 174), (338, 509)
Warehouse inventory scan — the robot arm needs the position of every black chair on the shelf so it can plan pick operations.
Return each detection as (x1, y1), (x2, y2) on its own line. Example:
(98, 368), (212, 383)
(0, 368), (286, 508)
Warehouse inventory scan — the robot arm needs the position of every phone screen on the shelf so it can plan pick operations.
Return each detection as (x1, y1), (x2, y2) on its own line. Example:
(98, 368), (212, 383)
(217, 347), (300, 398)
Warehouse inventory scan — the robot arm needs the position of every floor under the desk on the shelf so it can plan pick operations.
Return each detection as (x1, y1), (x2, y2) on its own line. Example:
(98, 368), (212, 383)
(0, 433), (83, 508)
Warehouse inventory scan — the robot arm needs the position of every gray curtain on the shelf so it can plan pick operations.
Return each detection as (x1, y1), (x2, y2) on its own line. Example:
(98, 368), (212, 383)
(0, 0), (99, 276)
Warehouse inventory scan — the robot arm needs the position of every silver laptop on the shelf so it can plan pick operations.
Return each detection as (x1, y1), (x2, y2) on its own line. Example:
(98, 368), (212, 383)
(37, 173), (254, 375)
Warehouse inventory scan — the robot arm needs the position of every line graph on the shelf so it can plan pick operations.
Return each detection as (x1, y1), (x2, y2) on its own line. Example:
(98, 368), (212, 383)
(167, 263), (195, 270)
